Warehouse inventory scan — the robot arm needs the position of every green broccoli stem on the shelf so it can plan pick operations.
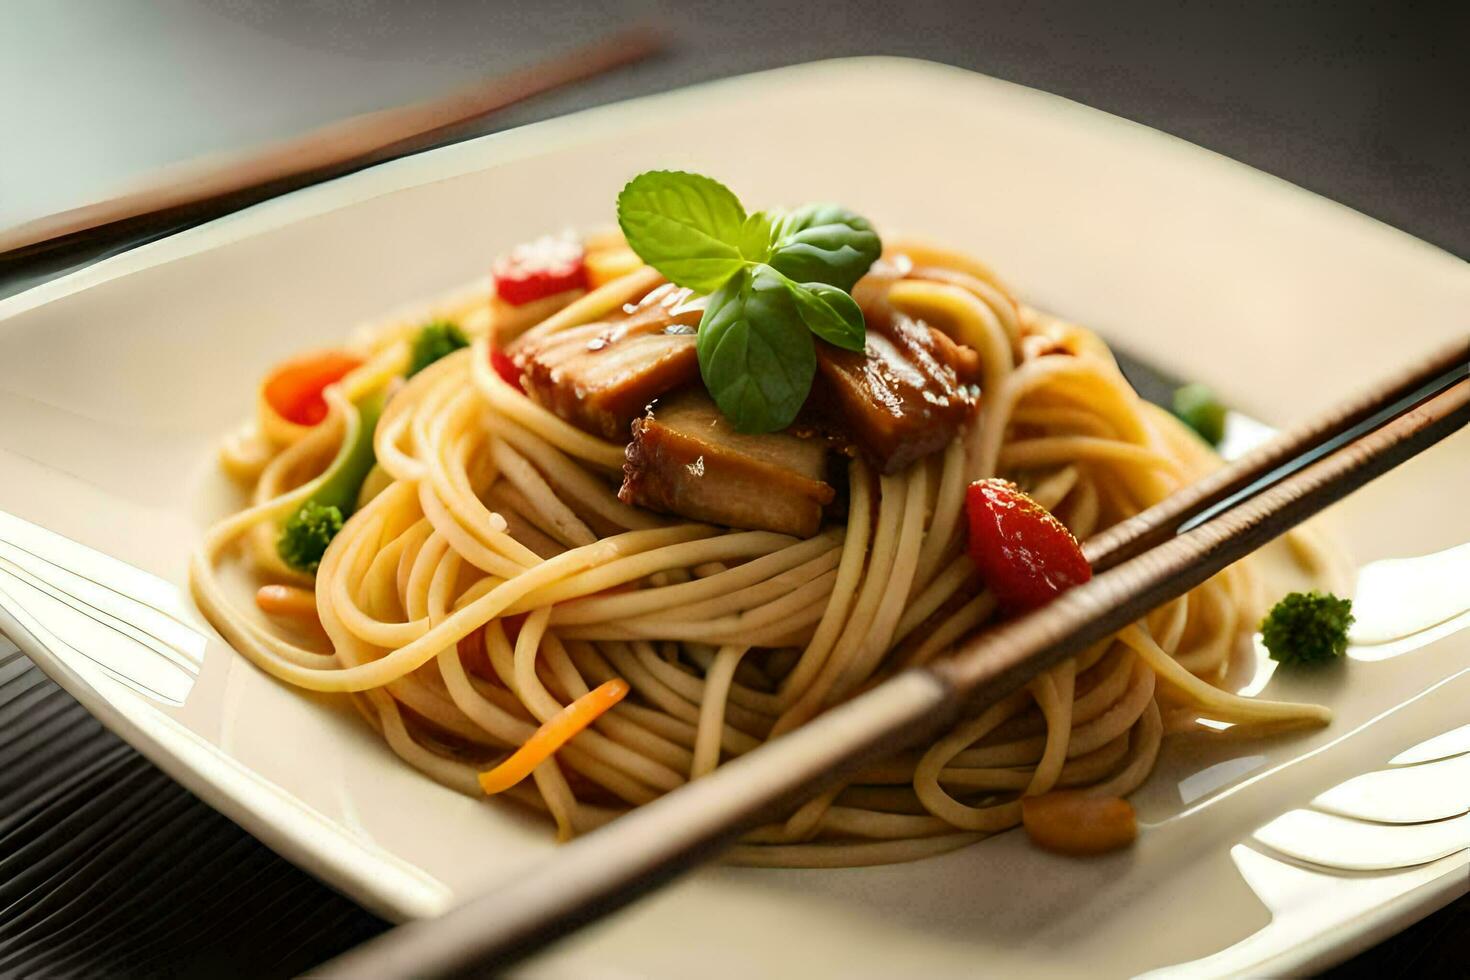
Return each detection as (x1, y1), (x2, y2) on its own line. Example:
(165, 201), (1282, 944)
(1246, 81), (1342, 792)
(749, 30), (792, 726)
(305, 392), (384, 517)
(276, 392), (384, 573)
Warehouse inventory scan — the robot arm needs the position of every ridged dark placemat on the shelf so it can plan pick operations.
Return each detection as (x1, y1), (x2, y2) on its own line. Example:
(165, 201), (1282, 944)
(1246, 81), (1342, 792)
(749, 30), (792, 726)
(0, 645), (387, 978)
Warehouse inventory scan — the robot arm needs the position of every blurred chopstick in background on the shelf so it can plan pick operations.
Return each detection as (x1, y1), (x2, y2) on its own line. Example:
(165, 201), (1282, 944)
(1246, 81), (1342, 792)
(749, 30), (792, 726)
(0, 26), (665, 267)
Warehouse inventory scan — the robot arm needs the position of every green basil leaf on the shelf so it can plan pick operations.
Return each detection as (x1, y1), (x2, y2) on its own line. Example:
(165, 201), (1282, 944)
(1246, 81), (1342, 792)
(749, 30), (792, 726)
(785, 279), (866, 352)
(697, 265), (816, 433)
(767, 204), (882, 292)
(617, 171), (747, 292)
(738, 210), (775, 262)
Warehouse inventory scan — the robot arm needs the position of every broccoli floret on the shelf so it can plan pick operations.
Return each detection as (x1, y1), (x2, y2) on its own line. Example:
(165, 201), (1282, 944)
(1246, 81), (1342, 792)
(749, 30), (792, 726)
(1260, 590), (1354, 666)
(1173, 383), (1227, 446)
(277, 501), (343, 573)
(408, 320), (470, 377)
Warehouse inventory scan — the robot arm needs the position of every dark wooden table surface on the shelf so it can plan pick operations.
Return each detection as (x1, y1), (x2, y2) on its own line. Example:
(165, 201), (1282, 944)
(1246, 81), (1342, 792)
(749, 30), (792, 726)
(1, 2), (1466, 976)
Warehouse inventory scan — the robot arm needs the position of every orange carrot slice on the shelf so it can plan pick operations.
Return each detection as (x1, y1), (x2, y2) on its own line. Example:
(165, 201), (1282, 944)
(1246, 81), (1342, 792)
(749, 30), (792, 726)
(478, 679), (630, 795)
(262, 350), (363, 427)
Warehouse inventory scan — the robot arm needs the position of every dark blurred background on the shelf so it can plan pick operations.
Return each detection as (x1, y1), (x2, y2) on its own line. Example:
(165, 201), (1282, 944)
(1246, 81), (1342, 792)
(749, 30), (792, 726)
(0, 0), (1466, 975)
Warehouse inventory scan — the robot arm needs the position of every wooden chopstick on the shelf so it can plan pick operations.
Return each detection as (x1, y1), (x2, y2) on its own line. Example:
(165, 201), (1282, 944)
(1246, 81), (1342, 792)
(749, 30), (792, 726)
(1087, 337), (1470, 571)
(0, 27), (665, 266)
(935, 353), (1468, 699)
(318, 341), (1470, 979)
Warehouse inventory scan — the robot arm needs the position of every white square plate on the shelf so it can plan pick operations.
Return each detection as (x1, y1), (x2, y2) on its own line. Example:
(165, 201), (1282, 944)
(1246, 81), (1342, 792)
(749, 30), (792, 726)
(1, 59), (1467, 977)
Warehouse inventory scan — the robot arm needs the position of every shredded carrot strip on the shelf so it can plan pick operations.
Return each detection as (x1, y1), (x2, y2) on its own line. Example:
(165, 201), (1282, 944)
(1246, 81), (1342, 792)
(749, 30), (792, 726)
(478, 679), (630, 795)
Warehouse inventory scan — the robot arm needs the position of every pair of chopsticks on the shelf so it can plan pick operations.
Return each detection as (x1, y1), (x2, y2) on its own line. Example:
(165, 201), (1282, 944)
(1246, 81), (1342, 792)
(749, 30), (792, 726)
(320, 338), (1469, 979)
(0, 27), (665, 267)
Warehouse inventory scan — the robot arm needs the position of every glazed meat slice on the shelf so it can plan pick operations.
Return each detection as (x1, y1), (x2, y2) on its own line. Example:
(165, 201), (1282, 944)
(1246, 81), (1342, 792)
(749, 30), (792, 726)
(512, 285), (703, 441)
(621, 389), (836, 537)
(810, 312), (980, 473)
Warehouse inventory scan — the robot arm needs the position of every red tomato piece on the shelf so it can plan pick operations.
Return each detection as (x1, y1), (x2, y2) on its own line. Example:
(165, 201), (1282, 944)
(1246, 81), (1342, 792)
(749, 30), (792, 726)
(965, 478), (1091, 614)
(489, 345), (524, 393)
(262, 350), (363, 426)
(493, 234), (588, 306)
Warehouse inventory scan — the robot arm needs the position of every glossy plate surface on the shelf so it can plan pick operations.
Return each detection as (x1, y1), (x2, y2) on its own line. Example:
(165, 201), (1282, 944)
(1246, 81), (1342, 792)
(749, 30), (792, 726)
(0, 58), (1466, 977)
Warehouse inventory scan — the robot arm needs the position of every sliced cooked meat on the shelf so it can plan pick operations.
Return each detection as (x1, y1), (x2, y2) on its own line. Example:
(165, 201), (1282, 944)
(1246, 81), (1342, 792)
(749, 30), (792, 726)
(809, 311), (979, 474)
(512, 285), (703, 440)
(925, 324), (983, 380)
(514, 273), (980, 479)
(620, 389), (835, 537)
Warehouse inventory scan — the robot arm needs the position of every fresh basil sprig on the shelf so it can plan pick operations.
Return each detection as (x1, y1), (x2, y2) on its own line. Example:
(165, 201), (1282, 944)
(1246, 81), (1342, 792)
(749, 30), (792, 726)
(700, 266), (816, 433)
(615, 171), (747, 292)
(617, 170), (880, 433)
(766, 203), (882, 292)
